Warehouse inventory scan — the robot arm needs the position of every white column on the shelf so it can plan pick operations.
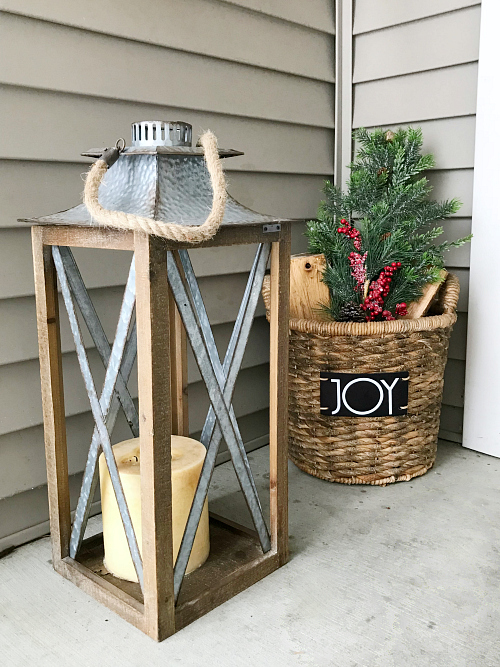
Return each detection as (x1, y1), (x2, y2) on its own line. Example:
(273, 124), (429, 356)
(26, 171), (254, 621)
(463, 0), (500, 456)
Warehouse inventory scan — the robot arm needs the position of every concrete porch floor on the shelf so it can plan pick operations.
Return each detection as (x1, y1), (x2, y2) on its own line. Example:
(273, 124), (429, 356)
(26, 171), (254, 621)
(1, 441), (499, 666)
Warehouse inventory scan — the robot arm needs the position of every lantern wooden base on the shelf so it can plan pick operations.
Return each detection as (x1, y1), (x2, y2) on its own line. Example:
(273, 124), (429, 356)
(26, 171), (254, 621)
(56, 514), (280, 636)
(31, 222), (290, 642)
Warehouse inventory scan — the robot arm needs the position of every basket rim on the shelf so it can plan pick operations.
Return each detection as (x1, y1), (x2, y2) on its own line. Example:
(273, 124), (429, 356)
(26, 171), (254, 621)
(263, 273), (459, 337)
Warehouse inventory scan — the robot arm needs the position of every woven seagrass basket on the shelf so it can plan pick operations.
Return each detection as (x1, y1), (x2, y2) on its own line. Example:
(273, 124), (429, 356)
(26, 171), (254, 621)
(262, 273), (460, 486)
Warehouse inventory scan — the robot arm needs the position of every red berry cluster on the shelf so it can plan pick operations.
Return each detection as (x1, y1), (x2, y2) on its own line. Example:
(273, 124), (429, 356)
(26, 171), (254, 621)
(348, 251), (368, 290)
(395, 302), (408, 317)
(361, 262), (402, 321)
(337, 218), (362, 251)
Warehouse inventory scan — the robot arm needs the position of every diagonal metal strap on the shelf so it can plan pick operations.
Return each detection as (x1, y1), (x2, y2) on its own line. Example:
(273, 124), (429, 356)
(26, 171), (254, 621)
(180, 246), (268, 498)
(168, 247), (271, 598)
(174, 244), (270, 599)
(195, 245), (271, 456)
(69, 323), (137, 558)
(69, 256), (138, 557)
(52, 247), (143, 589)
(58, 246), (139, 436)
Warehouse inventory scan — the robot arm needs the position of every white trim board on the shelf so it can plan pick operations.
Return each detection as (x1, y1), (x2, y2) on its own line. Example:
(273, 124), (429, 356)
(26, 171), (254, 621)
(463, 0), (500, 457)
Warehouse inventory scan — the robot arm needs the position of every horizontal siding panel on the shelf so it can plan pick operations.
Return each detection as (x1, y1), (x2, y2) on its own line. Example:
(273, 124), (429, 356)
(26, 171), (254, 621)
(0, 238), (274, 319)
(0, 229), (132, 298)
(0, 4), (334, 82)
(0, 409), (132, 500)
(224, 0), (335, 33)
(0, 472), (89, 541)
(0, 88), (334, 167)
(1, 0), (335, 37)
(0, 341), (270, 436)
(448, 312), (467, 361)
(0, 17), (334, 127)
(0, 287), (128, 366)
(426, 170), (473, 217)
(188, 363), (270, 433)
(354, 0), (480, 35)
(0, 406), (270, 518)
(0, 278), (270, 366)
(442, 358), (466, 407)
(227, 173), (327, 220)
(0, 162), (89, 229)
(353, 64), (478, 128)
(442, 218), (472, 268)
(360, 117), (476, 171)
(354, 6), (480, 82)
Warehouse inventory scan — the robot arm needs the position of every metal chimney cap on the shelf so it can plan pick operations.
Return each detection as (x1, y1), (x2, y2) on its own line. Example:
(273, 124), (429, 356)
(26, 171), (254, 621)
(131, 121), (192, 148)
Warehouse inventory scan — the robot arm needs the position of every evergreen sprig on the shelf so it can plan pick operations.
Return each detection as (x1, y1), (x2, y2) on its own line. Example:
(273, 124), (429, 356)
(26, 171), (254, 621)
(306, 127), (471, 321)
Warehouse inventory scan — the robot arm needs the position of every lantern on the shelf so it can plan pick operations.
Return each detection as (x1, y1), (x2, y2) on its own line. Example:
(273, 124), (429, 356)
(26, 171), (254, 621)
(25, 121), (290, 641)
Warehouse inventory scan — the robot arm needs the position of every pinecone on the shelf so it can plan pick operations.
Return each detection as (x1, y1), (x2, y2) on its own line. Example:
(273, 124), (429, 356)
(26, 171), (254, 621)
(337, 301), (365, 323)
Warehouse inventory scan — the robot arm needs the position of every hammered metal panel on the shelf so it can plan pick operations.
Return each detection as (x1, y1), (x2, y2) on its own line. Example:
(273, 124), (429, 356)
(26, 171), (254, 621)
(156, 156), (275, 226)
(23, 154), (281, 227)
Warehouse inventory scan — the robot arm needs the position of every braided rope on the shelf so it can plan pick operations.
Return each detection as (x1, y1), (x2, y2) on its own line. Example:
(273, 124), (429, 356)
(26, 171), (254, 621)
(83, 131), (227, 243)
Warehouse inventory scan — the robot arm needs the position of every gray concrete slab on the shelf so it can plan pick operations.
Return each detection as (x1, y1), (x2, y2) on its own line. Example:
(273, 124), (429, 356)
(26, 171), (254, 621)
(0, 441), (499, 666)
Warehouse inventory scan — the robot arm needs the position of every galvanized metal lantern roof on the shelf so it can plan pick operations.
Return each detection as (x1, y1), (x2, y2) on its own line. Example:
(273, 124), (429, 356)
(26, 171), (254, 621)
(23, 120), (285, 229)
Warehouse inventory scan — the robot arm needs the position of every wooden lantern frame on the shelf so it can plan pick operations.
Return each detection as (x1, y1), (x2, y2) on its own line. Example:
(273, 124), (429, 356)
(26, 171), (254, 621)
(32, 222), (290, 641)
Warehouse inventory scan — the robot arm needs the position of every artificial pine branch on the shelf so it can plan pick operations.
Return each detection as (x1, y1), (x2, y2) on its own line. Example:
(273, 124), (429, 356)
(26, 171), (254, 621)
(306, 127), (472, 322)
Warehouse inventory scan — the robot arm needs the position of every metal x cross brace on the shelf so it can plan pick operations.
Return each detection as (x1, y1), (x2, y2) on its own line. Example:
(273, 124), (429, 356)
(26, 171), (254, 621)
(169, 244), (271, 600)
(52, 247), (144, 589)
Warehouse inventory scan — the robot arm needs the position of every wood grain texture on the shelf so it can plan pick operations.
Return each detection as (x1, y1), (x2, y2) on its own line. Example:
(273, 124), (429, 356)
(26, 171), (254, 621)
(31, 227), (71, 563)
(269, 225), (291, 564)
(36, 225), (134, 250)
(289, 253), (329, 320)
(405, 270), (448, 319)
(134, 232), (175, 641)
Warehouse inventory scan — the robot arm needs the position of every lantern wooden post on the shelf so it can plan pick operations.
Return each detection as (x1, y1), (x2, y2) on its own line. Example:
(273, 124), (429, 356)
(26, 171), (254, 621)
(269, 231), (291, 565)
(32, 227), (71, 564)
(135, 232), (176, 640)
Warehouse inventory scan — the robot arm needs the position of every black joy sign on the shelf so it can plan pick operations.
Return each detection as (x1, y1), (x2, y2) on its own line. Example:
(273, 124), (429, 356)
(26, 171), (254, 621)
(320, 371), (409, 417)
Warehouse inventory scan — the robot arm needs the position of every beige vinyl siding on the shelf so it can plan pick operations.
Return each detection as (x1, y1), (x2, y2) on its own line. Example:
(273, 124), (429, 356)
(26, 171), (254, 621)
(0, 1), (335, 548)
(352, 1), (480, 443)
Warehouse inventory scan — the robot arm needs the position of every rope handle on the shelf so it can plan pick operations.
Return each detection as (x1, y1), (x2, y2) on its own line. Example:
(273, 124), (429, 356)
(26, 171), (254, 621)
(83, 131), (227, 244)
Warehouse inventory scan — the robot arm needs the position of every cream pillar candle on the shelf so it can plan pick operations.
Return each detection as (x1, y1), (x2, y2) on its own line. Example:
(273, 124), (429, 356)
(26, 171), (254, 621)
(99, 436), (210, 583)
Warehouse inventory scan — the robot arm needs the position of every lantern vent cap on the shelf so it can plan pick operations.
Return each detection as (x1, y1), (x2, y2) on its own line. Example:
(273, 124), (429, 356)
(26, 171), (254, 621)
(131, 121), (192, 148)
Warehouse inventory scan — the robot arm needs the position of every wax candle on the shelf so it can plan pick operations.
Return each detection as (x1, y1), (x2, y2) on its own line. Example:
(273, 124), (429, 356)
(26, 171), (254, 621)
(99, 435), (210, 583)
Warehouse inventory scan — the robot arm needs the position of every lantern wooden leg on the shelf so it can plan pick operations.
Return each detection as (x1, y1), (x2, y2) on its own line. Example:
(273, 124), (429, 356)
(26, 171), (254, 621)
(32, 227), (71, 565)
(269, 226), (291, 565)
(135, 232), (176, 641)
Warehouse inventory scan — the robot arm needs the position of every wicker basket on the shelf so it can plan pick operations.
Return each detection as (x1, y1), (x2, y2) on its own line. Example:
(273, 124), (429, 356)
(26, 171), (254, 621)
(262, 274), (460, 486)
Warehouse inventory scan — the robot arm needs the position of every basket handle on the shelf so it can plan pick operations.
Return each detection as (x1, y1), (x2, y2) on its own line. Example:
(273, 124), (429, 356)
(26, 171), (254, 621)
(440, 273), (460, 314)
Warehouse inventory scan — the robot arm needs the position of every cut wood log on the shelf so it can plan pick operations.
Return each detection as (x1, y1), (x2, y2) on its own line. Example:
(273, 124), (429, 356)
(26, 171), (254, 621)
(289, 253), (330, 320)
(404, 269), (448, 319)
